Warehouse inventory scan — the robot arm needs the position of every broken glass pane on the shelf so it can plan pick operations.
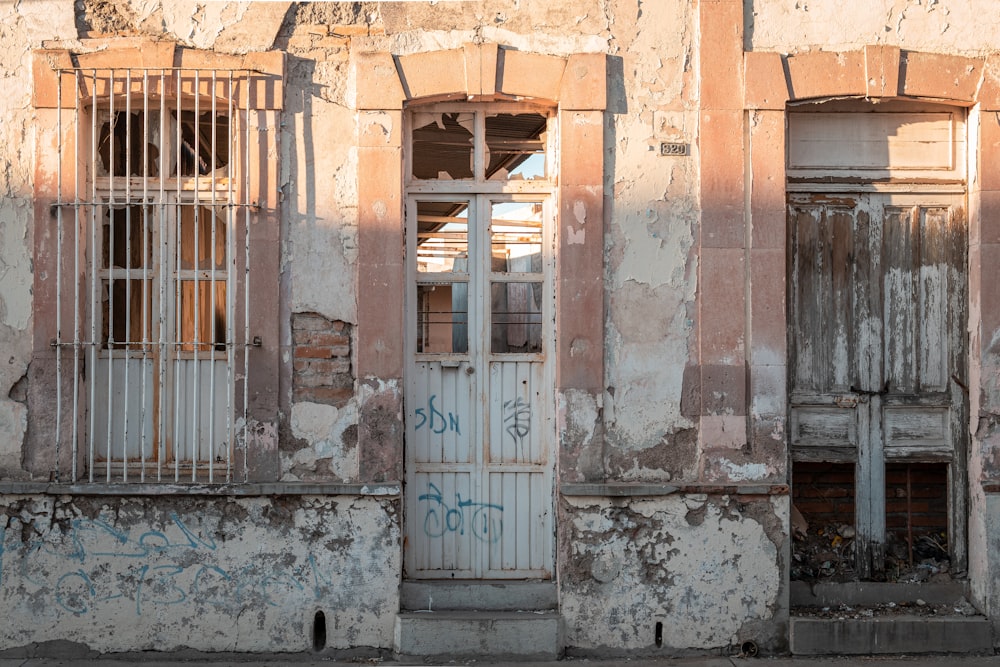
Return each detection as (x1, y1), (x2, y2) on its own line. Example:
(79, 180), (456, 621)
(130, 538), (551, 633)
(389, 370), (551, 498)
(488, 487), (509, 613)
(416, 200), (469, 273)
(97, 111), (162, 177)
(485, 113), (547, 181)
(173, 111), (229, 177)
(490, 202), (543, 272)
(97, 110), (229, 178)
(411, 112), (474, 180)
(417, 282), (468, 354)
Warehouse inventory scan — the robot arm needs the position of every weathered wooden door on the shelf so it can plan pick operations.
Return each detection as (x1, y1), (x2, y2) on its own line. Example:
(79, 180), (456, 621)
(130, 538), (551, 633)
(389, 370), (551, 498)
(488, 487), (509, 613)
(404, 195), (554, 579)
(788, 192), (968, 577)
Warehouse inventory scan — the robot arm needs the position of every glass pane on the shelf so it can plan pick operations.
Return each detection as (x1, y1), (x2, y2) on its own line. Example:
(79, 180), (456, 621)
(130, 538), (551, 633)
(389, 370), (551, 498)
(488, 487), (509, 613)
(490, 202), (543, 272)
(177, 281), (227, 352)
(172, 110), (230, 177)
(98, 111), (162, 178)
(102, 279), (151, 349)
(485, 112), (547, 180)
(417, 283), (468, 354)
(491, 281), (542, 353)
(411, 112), (474, 180)
(179, 205), (227, 270)
(416, 201), (469, 273)
(102, 205), (150, 269)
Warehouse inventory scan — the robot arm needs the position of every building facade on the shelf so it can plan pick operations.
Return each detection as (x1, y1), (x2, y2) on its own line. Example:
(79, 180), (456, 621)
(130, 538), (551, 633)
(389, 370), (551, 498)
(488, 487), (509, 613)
(2, 0), (1000, 658)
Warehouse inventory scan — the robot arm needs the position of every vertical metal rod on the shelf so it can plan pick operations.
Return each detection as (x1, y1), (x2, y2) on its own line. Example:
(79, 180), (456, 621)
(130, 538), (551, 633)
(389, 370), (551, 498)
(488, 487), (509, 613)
(173, 68), (182, 483)
(192, 70), (201, 482)
(140, 70), (150, 482)
(105, 70), (115, 483)
(907, 464), (914, 568)
(208, 70), (218, 483)
(88, 69), (98, 483)
(72, 69), (82, 482)
(225, 71), (234, 483)
(157, 69), (167, 482)
(122, 69), (132, 482)
(55, 67), (64, 482)
(243, 90), (251, 481)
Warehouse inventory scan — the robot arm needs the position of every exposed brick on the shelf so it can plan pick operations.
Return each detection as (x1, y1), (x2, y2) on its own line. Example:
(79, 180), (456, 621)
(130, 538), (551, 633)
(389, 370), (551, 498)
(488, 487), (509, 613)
(294, 358), (351, 375)
(294, 346), (334, 359)
(292, 331), (351, 347)
(291, 312), (354, 406)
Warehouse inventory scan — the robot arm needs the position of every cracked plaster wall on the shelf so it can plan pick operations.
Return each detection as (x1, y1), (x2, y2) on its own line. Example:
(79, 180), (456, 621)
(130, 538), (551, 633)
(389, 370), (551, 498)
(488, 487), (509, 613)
(748, 0), (1000, 54)
(0, 1), (76, 478)
(0, 494), (400, 653)
(600, 0), (700, 478)
(560, 494), (787, 653)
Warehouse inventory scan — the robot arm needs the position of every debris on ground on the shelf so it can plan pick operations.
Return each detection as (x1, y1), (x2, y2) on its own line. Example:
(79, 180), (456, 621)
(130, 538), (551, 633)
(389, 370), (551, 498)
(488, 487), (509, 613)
(793, 598), (981, 619)
(790, 518), (952, 584)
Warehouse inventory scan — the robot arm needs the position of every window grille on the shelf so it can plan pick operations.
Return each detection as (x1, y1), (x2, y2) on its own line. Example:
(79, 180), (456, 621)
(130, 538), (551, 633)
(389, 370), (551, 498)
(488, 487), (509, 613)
(50, 67), (259, 483)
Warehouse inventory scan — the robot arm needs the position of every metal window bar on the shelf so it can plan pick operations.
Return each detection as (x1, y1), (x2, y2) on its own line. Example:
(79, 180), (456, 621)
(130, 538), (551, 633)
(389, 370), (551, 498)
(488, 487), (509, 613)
(50, 66), (255, 484)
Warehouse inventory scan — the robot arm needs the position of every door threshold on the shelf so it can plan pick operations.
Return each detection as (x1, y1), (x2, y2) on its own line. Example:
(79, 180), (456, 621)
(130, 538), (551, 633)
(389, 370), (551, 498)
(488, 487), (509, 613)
(790, 579), (970, 607)
(400, 579), (557, 611)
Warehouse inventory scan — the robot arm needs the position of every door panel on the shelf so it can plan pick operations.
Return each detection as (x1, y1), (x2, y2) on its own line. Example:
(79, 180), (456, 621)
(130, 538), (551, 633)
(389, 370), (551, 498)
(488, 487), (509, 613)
(789, 192), (968, 577)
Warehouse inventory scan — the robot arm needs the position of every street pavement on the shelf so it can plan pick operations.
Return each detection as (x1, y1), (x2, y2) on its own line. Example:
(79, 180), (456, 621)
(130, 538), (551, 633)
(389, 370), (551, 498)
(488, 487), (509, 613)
(0, 655), (998, 666)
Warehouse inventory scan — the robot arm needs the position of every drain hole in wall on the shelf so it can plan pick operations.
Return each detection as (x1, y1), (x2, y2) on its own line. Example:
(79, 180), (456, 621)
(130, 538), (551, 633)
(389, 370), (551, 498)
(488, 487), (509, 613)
(313, 610), (327, 652)
(655, 621), (663, 647)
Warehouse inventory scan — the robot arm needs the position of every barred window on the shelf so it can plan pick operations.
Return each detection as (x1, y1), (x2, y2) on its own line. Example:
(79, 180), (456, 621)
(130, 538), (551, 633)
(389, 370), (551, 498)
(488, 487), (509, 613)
(47, 67), (263, 483)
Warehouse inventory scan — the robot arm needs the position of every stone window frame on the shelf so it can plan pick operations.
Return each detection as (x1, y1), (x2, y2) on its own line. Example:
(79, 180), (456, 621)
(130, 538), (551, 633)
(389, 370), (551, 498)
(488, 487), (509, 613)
(29, 42), (284, 483)
(353, 44), (607, 483)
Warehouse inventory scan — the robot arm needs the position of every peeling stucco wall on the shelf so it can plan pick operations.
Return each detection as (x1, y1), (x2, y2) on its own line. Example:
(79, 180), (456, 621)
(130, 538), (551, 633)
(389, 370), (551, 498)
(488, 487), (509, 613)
(0, 1), (76, 479)
(601, 0), (700, 480)
(747, 0), (1000, 54)
(0, 494), (400, 653)
(560, 494), (787, 653)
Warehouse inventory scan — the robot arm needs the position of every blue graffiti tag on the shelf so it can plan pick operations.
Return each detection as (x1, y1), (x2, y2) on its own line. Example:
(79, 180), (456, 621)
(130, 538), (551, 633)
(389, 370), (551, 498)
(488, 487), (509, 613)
(413, 395), (460, 435)
(502, 397), (532, 447)
(3, 511), (344, 617)
(418, 483), (503, 543)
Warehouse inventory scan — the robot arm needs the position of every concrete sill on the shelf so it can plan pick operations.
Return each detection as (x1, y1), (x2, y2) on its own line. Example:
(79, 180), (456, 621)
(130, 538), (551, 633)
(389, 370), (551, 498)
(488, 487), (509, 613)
(0, 481), (401, 497)
(560, 482), (789, 497)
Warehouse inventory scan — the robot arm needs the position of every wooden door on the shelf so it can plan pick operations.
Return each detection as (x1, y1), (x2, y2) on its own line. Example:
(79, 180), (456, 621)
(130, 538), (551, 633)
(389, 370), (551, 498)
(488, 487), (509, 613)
(788, 192), (968, 577)
(405, 195), (554, 579)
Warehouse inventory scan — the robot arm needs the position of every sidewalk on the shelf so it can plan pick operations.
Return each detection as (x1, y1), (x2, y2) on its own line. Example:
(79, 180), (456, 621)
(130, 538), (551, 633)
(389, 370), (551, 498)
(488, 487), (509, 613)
(1, 655), (998, 667)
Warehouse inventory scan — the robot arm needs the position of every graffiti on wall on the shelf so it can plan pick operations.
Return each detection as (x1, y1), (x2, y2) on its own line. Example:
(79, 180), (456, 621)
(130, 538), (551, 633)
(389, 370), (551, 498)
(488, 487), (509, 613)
(0, 512), (347, 616)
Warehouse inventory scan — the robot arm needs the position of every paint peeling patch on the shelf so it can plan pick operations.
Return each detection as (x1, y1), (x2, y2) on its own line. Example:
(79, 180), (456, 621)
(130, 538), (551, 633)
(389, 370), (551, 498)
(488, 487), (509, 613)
(360, 111), (395, 145)
(284, 401), (359, 482)
(557, 389), (603, 482)
(566, 224), (586, 245)
(560, 495), (780, 651)
(718, 461), (769, 482)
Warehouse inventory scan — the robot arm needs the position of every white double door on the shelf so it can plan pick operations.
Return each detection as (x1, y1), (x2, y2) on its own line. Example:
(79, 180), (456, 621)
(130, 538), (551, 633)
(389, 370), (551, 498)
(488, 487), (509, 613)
(404, 194), (554, 579)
